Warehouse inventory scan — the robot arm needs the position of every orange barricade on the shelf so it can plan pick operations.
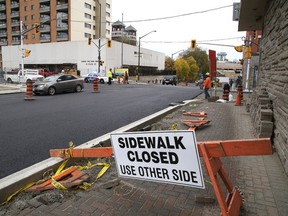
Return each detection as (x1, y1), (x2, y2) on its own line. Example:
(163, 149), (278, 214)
(183, 111), (207, 118)
(223, 90), (229, 101)
(50, 138), (272, 216)
(237, 85), (243, 101)
(24, 80), (34, 100)
(93, 78), (99, 93)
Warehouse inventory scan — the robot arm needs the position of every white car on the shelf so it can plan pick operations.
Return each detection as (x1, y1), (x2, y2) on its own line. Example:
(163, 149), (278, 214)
(83, 73), (111, 84)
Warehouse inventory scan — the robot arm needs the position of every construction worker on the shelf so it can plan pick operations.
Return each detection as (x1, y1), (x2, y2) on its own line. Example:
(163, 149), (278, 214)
(108, 68), (113, 85)
(204, 72), (211, 99)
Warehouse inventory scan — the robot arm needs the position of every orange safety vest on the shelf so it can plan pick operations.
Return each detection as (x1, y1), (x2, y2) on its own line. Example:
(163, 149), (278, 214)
(204, 77), (211, 89)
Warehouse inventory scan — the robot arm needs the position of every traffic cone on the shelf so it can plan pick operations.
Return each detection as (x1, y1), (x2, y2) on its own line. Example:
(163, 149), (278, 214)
(235, 93), (241, 106)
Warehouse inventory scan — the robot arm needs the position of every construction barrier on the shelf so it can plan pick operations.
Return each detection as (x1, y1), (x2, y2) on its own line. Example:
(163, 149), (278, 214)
(117, 76), (121, 84)
(50, 138), (272, 216)
(93, 78), (99, 93)
(24, 80), (34, 101)
(223, 90), (229, 101)
(237, 85), (243, 101)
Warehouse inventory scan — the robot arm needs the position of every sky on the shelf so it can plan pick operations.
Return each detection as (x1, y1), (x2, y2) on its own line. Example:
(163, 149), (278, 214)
(111, 0), (245, 61)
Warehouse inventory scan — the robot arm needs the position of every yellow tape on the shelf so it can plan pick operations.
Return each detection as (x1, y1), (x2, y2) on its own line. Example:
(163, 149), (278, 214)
(0, 182), (35, 206)
(51, 176), (67, 190)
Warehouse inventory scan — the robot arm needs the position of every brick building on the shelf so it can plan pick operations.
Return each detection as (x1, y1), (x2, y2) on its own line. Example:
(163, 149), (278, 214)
(238, 0), (288, 174)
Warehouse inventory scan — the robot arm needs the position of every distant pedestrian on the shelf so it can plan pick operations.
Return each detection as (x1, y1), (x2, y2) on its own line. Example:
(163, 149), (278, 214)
(108, 68), (113, 85)
(229, 79), (234, 89)
(124, 71), (129, 84)
(204, 72), (211, 99)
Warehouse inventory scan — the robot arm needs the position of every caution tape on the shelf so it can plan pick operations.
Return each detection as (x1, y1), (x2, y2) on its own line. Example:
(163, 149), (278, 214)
(1, 142), (111, 206)
(0, 182), (35, 207)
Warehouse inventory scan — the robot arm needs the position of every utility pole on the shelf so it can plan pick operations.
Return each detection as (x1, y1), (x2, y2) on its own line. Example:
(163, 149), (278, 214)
(20, 21), (24, 82)
(121, 13), (124, 68)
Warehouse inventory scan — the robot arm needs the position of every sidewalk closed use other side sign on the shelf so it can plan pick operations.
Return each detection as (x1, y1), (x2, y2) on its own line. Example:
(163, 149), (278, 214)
(110, 130), (205, 189)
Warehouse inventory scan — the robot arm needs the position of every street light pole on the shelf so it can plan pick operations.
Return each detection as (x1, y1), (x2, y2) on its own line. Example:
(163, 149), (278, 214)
(96, 0), (101, 73)
(137, 30), (156, 76)
(171, 49), (184, 74)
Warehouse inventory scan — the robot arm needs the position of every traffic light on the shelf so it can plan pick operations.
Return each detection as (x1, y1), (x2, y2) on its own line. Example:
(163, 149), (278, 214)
(34, 23), (39, 34)
(234, 45), (243, 52)
(191, 39), (196, 49)
(244, 47), (251, 59)
(253, 30), (257, 39)
(24, 49), (31, 57)
(107, 39), (112, 48)
(88, 37), (91, 45)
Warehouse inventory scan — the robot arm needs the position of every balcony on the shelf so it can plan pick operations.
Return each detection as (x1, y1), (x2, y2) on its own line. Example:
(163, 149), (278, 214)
(0, 14), (6, 20)
(0, 23), (6, 28)
(0, 31), (7, 37)
(57, 33), (68, 41)
(56, 3), (68, 11)
(40, 26), (50, 32)
(0, 5), (5, 11)
(0, 40), (7, 46)
(39, 0), (50, 2)
(40, 6), (50, 13)
(11, 39), (20, 45)
(11, 30), (20, 36)
(11, 21), (20, 27)
(10, 2), (19, 9)
(10, 12), (19, 18)
(57, 24), (68, 31)
(40, 34), (51, 43)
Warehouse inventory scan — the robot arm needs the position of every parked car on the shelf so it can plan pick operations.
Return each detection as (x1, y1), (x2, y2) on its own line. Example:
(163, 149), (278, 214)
(33, 74), (84, 96)
(162, 75), (177, 85)
(83, 72), (111, 84)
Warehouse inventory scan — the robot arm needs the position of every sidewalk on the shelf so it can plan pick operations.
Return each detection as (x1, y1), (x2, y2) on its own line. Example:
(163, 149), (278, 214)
(1, 93), (288, 216)
(0, 83), (26, 94)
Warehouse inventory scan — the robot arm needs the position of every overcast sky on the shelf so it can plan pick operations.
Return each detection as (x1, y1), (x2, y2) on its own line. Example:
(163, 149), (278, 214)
(112, 0), (245, 61)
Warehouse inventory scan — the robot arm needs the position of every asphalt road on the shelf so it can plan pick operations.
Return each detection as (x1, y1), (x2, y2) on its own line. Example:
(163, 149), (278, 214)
(0, 83), (202, 179)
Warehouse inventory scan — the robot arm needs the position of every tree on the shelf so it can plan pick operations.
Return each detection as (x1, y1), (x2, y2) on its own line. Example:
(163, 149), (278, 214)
(180, 47), (209, 78)
(185, 56), (199, 82)
(165, 56), (174, 71)
(174, 58), (189, 81)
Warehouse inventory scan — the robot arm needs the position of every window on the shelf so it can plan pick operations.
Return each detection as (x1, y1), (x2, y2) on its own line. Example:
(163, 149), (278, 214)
(31, 15), (35, 20)
(31, 5), (34, 10)
(84, 3), (91, 9)
(106, 12), (110, 17)
(24, 6), (27, 11)
(85, 23), (91, 29)
(106, 29), (110, 34)
(107, 21), (110, 26)
(84, 33), (91, 38)
(106, 3), (110, 9)
(32, 34), (35, 39)
(84, 13), (91, 19)
(24, 15), (28, 21)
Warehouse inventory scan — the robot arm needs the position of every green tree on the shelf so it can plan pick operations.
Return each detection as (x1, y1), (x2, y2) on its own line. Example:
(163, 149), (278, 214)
(181, 47), (209, 78)
(185, 56), (199, 82)
(174, 58), (189, 81)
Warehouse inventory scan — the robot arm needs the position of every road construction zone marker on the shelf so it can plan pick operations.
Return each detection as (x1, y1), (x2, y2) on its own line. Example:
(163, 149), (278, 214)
(183, 111), (207, 117)
(24, 80), (34, 100)
(50, 135), (272, 216)
(93, 78), (100, 93)
(182, 119), (211, 130)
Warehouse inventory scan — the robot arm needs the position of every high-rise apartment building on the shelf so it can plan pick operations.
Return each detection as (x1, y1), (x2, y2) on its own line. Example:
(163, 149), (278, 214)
(0, 0), (112, 67)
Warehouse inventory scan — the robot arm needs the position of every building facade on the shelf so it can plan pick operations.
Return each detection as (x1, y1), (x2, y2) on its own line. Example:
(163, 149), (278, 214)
(0, 0), (112, 67)
(238, 0), (288, 174)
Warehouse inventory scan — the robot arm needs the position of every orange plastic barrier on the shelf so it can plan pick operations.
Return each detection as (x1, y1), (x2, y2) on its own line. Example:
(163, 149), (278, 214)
(93, 78), (99, 93)
(182, 119), (210, 130)
(183, 111), (207, 117)
(26, 167), (89, 192)
(50, 138), (272, 216)
(24, 81), (34, 100)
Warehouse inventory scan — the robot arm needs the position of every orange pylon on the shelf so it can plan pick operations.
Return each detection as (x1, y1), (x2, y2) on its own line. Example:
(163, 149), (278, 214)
(235, 93), (241, 106)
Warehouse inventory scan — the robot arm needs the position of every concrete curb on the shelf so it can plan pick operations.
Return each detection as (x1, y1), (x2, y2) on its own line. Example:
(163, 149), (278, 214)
(0, 98), (198, 203)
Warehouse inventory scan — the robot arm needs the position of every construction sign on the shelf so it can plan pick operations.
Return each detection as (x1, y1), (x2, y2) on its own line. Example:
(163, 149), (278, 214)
(110, 131), (205, 189)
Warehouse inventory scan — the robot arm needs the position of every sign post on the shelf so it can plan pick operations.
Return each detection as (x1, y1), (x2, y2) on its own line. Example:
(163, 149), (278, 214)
(110, 130), (205, 189)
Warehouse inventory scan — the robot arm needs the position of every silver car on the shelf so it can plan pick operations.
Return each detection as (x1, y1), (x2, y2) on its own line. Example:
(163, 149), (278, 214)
(33, 74), (84, 96)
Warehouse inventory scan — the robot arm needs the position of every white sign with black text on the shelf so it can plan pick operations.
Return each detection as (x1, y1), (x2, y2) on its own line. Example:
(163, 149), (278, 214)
(110, 130), (205, 189)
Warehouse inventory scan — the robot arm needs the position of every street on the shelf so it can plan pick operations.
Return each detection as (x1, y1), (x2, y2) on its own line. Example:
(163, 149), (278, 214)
(0, 83), (202, 179)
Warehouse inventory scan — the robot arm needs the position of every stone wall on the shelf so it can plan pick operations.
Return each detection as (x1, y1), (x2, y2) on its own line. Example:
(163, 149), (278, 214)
(255, 0), (288, 174)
